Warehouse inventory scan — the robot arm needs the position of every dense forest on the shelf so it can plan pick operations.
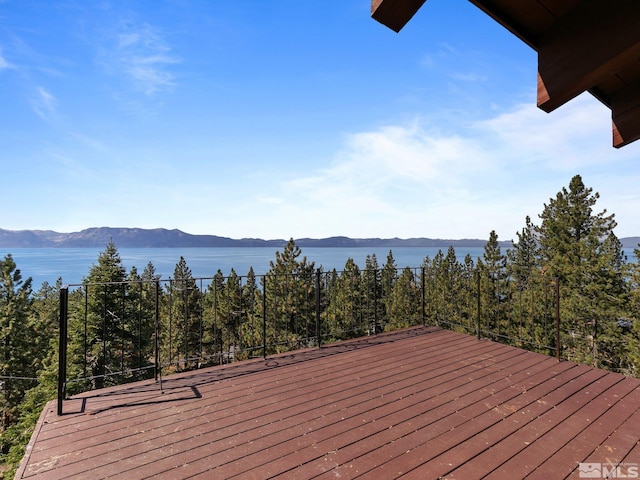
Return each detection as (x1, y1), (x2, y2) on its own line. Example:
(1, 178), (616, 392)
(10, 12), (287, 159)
(1, 174), (640, 477)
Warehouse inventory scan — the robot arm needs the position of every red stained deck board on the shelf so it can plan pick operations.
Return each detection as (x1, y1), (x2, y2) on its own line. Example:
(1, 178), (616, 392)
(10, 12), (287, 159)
(48, 331), (471, 478)
(16, 326), (640, 480)
(483, 377), (640, 479)
(195, 348), (538, 479)
(98, 332), (502, 479)
(20, 327), (448, 478)
(269, 350), (558, 480)
(576, 387), (640, 470)
(31, 333), (442, 444)
(432, 371), (632, 479)
(338, 363), (597, 479)
(624, 440), (640, 468)
(528, 377), (640, 480)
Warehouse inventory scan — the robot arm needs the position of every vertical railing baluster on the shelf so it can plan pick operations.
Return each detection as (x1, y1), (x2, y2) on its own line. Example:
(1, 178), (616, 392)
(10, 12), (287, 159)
(555, 278), (561, 361)
(421, 268), (426, 326)
(83, 286), (88, 381)
(102, 286), (107, 386)
(476, 269), (481, 340)
(57, 286), (69, 416)
(138, 282), (143, 370)
(262, 275), (267, 359)
(154, 280), (160, 382)
(315, 269), (321, 348)
(121, 283), (125, 377)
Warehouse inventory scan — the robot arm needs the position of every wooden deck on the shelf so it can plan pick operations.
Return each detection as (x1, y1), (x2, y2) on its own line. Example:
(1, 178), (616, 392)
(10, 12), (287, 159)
(15, 326), (640, 479)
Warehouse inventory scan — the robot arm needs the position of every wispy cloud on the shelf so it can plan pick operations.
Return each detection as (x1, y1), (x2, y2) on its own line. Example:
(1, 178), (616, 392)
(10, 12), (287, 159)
(31, 86), (58, 121)
(0, 51), (12, 70)
(475, 93), (617, 169)
(251, 94), (640, 239)
(102, 20), (181, 96)
(69, 131), (109, 153)
(451, 72), (488, 82)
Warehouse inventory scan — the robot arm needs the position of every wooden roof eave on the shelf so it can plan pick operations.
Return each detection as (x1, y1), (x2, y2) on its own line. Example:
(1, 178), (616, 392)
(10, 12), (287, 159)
(370, 0), (426, 33)
(370, 0), (640, 148)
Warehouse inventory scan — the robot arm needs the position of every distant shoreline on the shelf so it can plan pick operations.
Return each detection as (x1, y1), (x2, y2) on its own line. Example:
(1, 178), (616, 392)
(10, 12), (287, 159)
(1, 227), (638, 249)
(0, 227), (508, 249)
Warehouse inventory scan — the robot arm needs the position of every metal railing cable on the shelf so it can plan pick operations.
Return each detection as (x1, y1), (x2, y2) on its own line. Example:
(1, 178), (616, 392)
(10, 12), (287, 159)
(56, 267), (561, 415)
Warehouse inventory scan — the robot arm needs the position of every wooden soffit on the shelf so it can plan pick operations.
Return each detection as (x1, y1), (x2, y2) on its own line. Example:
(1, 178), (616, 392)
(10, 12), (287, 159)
(371, 0), (640, 148)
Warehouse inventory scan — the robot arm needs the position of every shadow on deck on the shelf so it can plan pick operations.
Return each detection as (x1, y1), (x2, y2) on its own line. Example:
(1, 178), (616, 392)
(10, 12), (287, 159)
(16, 326), (640, 479)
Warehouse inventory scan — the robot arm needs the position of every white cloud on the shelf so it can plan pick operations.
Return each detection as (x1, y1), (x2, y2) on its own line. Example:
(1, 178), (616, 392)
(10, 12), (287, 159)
(68, 131), (109, 153)
(238, 94), (640, 240)
(476, 93), (616, 168)
(258, 196), (284, 205)
(0, 49), (12, 70)
(451, 72), (488, 82)
(31, 86), (58, 121)
(101, 20), (181, 96)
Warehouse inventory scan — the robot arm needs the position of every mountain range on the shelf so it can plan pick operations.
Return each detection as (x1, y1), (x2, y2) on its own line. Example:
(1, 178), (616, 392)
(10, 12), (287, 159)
(1, 227), (638, 250)
(1, 227), (502, 248)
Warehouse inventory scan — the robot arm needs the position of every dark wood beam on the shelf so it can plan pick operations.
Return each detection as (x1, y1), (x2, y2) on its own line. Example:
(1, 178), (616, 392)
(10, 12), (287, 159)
(371, 0), (427, 33)
(537, 0), (640, 113)
(610, 80), (640, 148)
(467, 0), (554, 49)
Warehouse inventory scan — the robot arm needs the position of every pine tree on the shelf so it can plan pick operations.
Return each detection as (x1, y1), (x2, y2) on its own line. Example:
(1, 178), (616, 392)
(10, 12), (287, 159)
(140, 262), (161, 373)
(210, 268), (242, 363)
(482, 230), (506, 279)
(462, 253), (475, 278)
(508, 215), (541, 286)
(30, 280), (61, 361)
(380, 250), (397, 325)
(0, 255), (34, 437)
(536, 175), (626, 367)
(507, 217), (551, 350)
(123, 266), (155, 380)
(202, 270), (224, 364)
(387, 267), (419, 329)
(166, 256), (203, 370)
(428, 250), (446, 325)
(362, 253), (382, 334)
(236, 267), (264, 359)
(480, 231), (507, 337)
(78, 240), (127, 389)
(622, 246), (640, 376)
(442, 246), (464, 328)
(0, 281), (59, 476)
(325, 258), (364, 339)
(264, 239), (316, 352)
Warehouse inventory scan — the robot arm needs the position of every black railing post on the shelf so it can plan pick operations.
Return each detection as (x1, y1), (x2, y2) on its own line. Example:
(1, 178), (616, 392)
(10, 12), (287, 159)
(154, 280), (160, 382)
(262, 275), (267, 359)
(120, 283), (125, 375)
(83, 286), (88, 381)
(421, 267), (426, 326)
(137, 283), (143, 370)
(555, 278), (561, 361)
(373, 270), (378, 335)
(57, 286), (69, 416)
(102, 286), (107, 384)
(476, 270), (481, 340)
(315, 269), (321, 348)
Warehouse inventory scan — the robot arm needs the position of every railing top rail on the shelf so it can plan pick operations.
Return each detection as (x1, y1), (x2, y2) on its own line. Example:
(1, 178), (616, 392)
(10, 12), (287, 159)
(63, 267), (558, 289)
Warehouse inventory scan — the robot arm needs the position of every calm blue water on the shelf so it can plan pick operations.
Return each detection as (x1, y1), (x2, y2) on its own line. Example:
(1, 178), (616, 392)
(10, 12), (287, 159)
(0, 246), (486, 289)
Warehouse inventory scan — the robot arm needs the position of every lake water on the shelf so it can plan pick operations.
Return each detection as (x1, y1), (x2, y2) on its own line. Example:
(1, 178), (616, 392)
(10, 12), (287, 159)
(0, 246), (487, 289)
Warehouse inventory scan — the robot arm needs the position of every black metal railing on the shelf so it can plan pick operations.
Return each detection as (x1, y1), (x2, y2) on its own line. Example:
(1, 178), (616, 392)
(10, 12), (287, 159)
(57, 267), (561, 414)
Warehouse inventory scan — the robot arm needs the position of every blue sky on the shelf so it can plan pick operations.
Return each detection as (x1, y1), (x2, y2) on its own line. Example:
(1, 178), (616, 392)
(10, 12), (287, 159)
(1, 0), (639, 241)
